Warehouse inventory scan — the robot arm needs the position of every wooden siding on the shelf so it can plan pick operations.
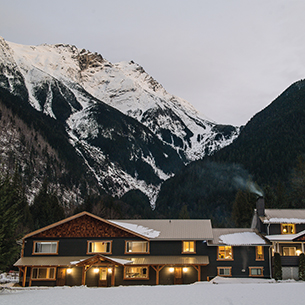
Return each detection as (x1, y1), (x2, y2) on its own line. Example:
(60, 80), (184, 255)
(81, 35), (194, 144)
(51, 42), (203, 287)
(30, 215), (138, 238)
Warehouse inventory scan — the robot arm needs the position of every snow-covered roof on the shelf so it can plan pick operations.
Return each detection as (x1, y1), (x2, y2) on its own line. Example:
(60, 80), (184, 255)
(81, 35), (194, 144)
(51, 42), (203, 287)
(110, 219), (213, 240)
(209, 228), (267, 246)
(265, 229), (305, 242)
(261, 209), (305, 224)
(109, 221), (161, 238)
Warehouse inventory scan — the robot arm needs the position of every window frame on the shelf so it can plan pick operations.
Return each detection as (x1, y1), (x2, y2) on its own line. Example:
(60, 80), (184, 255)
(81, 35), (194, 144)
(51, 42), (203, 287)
(281, 224), (295, 234)
(283, 246), (296, 256)
(256, 246), (264, 261)
(182, 241), (196, 254)
(124, 241), (150, 254)
(217, 246), (233, 260)
(31, 267), (56, 280)
(32, 241), (59, 255)
(87, 240), (112, 254)
(249, 267), (264, 277)
(217, 267), (232, 277)
(124, 265), (149, 280)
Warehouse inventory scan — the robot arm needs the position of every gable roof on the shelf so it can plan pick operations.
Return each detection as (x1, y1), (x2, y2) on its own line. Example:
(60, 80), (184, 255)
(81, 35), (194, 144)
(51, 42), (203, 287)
(22, 212), (149, 240)
(109, 219), (213, 240)
(208, 228), (268, 246)
(260, 209), (305, 224)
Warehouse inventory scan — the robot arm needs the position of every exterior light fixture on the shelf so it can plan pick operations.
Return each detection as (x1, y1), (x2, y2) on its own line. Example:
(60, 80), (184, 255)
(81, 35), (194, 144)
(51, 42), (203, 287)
(108, 268), (112, 273)
(94, 268), (99, 274)
(296, 250), (302, 256)
(169, 267), (174, 273)
(183, 267), (188, 273)
(67, 268), (72, 274)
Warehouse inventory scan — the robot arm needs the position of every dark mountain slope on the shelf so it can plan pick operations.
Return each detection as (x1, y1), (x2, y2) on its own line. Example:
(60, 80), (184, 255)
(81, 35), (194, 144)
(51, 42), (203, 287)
(211, 79), (305, 186)
(155, 80), (305, 223)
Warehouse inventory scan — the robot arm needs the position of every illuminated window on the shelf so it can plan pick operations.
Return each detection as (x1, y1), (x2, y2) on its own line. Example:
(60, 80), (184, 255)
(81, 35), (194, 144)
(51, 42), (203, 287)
(33, 241), (58, 254)
(256, 246), (264, 260)
(182, 241), (195, 253)
(281, 224), (295, 234)
(87, 241), (112, 254)
(249, 267), (263, 277)
(283, 247), (296, 256)
(217, 267), (232, 276)
(125, 241), (149, 253)
(124, 266), (149, 279)
(32, 267), (56, 280)
(218, 246), (233, 260)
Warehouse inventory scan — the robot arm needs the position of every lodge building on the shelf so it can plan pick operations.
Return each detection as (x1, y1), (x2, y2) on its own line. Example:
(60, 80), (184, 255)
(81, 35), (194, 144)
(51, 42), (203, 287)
(14, 198), (305, 286)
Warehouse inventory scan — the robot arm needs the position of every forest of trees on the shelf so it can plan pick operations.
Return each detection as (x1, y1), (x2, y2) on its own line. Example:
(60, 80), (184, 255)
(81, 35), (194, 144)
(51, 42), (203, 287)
(1, 155), (305, 271)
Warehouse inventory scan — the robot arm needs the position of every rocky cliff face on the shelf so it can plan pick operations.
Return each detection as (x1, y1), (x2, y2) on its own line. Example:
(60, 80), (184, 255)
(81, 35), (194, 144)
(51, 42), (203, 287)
(0, 37), (240, 205)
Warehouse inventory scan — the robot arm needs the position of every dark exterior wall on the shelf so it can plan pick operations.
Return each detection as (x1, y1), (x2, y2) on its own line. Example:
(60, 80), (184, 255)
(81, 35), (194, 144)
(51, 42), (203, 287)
(65, 267), (82, 286)
(24, 237), (146, 257)
(23, 238), (209, 257)
(268, 224), (305, 235)
(296, 224), (305, 233)
(268, 224), (281, 235)
(202, 245), (271, 280)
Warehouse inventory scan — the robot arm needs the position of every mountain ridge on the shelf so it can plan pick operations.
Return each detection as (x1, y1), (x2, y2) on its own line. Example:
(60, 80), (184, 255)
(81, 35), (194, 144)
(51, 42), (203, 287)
(0, 37), (239, 205)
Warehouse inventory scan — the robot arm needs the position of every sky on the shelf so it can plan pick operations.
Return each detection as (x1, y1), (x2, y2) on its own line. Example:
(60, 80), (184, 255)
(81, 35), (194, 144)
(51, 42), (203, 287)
(1, 0), (305, 126)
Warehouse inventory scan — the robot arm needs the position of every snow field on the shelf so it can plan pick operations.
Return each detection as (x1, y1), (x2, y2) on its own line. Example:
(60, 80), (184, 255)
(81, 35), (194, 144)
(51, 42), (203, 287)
(1, 280), (305, 305)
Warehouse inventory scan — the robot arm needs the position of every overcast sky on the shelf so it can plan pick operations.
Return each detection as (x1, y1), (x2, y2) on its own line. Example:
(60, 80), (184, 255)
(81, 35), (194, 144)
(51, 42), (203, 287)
(1, 0), (305, 126)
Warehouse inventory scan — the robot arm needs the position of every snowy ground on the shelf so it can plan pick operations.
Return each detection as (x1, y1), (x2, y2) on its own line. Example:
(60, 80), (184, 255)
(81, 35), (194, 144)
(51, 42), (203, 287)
(1, 278), (305, 305)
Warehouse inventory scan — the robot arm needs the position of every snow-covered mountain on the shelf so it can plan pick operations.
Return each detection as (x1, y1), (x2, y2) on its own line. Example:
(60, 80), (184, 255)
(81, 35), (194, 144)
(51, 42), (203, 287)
(0, 37), (239, 204)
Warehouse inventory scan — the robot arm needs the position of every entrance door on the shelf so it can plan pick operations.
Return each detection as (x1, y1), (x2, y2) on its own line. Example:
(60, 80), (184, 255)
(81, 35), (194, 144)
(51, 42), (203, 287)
(174, 267), (183, 285)
(98, 267), (108, 287)
(56, 268), (66, 286)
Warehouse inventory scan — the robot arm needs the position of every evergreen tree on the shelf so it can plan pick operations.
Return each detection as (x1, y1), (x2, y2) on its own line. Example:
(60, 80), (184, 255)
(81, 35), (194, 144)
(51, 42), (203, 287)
(273, 252), (282, 280)
(30, 181), (65, 229)
(178, 205), (190, 219)
(289, 155), (305, 208)
(0, 174), (23, 271)
(232, 190), (256, 227)
(299, 253), (305, 281)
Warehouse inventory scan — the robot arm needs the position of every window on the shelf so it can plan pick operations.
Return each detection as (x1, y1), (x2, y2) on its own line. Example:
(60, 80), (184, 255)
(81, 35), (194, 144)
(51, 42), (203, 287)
(32, 267), (56, 280)
(218, 246), (233, 260)
(124, 266), (149, 279)
(256, 246), (264, 260)
(87, 241), (112, 254)
(33, 241), (58, 254)
(125, 241), (149, 254)
(281, 224), (295, 234)
(182, 241), (195, 253)
(249, 267), (263, 277)
(217, 267), (232, 276)
(283, 247), (296, 256)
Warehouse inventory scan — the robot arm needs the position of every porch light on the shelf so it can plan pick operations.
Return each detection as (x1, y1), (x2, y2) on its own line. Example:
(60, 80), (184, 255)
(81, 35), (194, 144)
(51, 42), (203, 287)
(94, 268), (99, 273)
(296, 250), (302, 256)
(183, 267), (188, 273)
(169, 267), (174, 273)
(67, 268), (72, 274)
(108, 268), (112, 273)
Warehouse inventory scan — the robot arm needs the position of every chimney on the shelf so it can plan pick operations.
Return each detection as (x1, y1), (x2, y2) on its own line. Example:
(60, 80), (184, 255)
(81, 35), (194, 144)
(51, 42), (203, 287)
(256, 197), (265, 217)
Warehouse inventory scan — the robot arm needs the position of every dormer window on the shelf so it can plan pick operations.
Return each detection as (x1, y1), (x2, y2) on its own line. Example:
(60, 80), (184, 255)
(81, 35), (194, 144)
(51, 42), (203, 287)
(281, 224), (295, 234)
